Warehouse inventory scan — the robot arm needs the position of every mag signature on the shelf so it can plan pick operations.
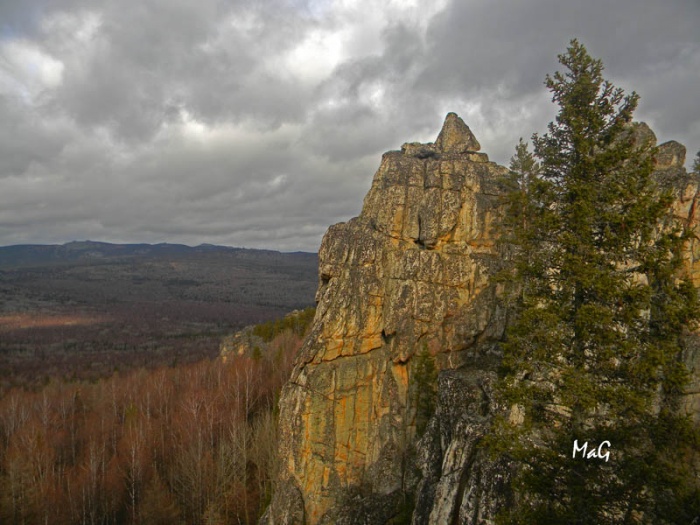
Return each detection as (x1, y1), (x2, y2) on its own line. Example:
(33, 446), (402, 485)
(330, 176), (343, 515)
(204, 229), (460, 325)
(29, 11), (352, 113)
(572, 440), (611, 462)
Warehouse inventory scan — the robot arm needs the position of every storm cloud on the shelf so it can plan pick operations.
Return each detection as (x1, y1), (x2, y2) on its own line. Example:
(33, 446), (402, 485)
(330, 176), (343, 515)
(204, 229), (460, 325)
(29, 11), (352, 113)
(1, 0), (698, 251)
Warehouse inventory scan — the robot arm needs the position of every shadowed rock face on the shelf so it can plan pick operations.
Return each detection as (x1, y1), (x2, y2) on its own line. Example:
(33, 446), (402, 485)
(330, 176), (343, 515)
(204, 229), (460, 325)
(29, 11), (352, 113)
(261, 114), (700, 524)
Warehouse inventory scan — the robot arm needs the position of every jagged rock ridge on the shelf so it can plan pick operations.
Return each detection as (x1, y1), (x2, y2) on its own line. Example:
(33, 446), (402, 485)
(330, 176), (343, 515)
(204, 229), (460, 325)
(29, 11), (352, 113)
(262, 114), (700, 524)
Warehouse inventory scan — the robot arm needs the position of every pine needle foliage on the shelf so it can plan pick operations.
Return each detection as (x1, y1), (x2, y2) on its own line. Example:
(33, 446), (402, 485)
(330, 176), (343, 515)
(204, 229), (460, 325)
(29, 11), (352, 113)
(489, 39), (700, 524)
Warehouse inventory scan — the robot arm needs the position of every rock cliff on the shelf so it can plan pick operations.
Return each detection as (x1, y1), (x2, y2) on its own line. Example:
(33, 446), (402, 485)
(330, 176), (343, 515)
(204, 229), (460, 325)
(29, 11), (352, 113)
(262, 114), (700, 524)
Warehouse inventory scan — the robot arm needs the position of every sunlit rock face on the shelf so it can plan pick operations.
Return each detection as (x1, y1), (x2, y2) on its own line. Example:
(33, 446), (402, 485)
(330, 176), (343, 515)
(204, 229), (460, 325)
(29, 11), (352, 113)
(262, 113), (509, 524)
(261, 114), (700, 524)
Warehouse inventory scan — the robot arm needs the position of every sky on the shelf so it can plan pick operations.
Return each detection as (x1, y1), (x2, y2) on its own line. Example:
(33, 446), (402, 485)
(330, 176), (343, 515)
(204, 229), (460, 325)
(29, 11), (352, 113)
(0, 0), (698, 252)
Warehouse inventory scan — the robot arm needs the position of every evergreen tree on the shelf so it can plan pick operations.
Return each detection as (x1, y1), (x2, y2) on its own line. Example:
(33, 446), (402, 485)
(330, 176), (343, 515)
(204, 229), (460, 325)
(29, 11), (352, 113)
(490, 40), (700, 524)
(501, 138), (540, 243)
(412, 344), (438, 436)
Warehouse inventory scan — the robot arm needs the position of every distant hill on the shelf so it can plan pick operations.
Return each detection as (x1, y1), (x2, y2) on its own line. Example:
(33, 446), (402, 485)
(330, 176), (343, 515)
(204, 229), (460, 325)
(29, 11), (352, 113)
(0, 240), (314, 267)
(0, 240), (318, 314)
(0, 241), (318, 388)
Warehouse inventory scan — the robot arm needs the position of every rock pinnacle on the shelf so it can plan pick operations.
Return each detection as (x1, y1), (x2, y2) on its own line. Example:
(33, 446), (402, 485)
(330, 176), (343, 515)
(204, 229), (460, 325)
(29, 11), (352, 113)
(435, 112), (480, 153)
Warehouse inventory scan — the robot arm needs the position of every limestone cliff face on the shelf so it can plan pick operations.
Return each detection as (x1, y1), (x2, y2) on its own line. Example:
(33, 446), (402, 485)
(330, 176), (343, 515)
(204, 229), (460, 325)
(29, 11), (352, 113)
(262, 114), (700, 524)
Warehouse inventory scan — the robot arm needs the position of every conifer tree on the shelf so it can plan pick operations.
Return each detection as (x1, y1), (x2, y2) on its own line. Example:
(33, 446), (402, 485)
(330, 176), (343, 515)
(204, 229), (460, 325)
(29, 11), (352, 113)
(490, 39), (700, 524)
(413, 344), (438, 436)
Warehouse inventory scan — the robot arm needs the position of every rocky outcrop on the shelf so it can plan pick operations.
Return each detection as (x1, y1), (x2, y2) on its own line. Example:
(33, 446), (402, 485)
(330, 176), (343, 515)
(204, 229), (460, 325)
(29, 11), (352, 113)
(262, 114), (700, 524)
(220, 328), (265, 361)
(220, 309), (315, 361)
(656, 138), (700, 423)
(262, 113), (509, 524)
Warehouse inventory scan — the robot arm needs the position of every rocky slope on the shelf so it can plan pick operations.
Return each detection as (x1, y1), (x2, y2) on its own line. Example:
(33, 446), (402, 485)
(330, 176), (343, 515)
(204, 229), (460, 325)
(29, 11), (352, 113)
(262, 114), (700, 524)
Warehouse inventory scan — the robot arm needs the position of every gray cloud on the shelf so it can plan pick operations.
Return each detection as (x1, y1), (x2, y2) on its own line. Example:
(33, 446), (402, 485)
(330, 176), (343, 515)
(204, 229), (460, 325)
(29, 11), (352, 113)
(0, 0), (698, 252)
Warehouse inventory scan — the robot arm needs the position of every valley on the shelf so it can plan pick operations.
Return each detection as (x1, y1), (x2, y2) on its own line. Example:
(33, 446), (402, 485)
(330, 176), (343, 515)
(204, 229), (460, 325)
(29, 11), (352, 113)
(0, 241), (317, 390)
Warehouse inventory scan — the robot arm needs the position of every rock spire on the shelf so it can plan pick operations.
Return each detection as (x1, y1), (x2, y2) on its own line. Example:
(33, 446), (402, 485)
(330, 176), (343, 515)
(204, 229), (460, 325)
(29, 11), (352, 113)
(435, 112), (480, 153)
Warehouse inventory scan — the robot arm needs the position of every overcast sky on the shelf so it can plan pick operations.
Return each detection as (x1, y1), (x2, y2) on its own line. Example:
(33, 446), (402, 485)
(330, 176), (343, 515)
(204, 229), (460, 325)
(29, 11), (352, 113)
(0, 0), (698, 252)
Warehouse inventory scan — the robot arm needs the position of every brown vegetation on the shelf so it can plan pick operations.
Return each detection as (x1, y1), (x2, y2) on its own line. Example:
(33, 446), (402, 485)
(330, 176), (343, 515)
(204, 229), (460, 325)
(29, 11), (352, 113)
(0, 243), (317, 390)
(0, 326), (303, 524)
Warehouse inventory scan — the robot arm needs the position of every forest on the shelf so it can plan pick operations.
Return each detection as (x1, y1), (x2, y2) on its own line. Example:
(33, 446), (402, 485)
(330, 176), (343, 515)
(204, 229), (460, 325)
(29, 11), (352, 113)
(0, 242), (317, 390)
(0, 312), (312, 524)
